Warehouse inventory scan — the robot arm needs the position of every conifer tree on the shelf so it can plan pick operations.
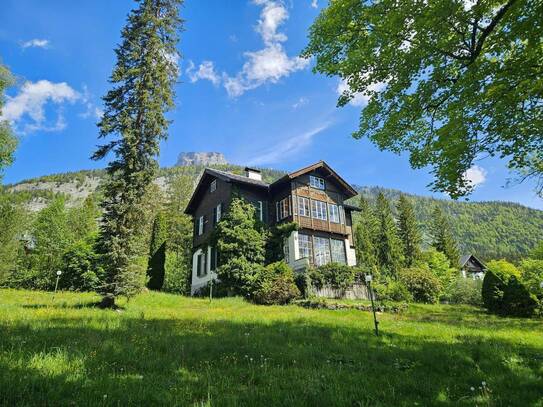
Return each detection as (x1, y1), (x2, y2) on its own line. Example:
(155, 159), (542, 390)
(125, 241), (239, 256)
(396, 195), (421, 267)
(92, 0), (182, 303)
(354, 195), (378, 274)
(430, 206), (460, 267)
(147, 212), (167, 290)
(374, 192), (403, 278)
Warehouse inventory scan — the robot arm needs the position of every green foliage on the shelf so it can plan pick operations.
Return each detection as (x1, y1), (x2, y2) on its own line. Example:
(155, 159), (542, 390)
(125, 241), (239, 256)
(482, 269), (507, 314)
(147, 212), (167, 290)
(396, 195), (421, 267)
(251, 261), (300, 305)
(374, 192), (403, 278)
(373, 278), (412, 303)
(529, 241), (543, 260)
(303, 0), (542, 198)
(0, 193), (26, 285)
(430, 206), (459, 267)
(419, 248), (456, 293)
(265, 222), (298, 264)
(59, 236), (104, 292)
(354, 195), (378, 273)
(214, 198), (266, 294)
(399, 267), (442, 304)
(163, 251), (190, 295)
(308, 263), (356, 291)
(520, 259), (543, 301)
(0, 63), (17, 182)
(501, 276), (539, 318)
(445, 277), (483, 306)
(92, 0), (182, 301)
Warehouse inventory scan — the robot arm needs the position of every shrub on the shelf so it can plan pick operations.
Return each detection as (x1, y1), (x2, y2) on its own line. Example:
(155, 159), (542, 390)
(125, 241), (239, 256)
(520, 259), (543, 300)
(446, 277), (483, 306)
(373, 278), (412, 302)
(308, 263), (355, 291)
(294, 271), (311, 298)
(251, 261), (300, 305)
(163, 251), (190, 295)
(418, 248), (456, 290)
(502, 276), (539, 317)
(399, 267), (442, 303)
(59, 238), (104, 292)
(482, 260), (521, 313)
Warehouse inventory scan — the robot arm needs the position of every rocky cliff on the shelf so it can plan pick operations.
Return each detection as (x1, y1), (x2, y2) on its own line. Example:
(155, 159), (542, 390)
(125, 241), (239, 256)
(176, 152), (227, 167)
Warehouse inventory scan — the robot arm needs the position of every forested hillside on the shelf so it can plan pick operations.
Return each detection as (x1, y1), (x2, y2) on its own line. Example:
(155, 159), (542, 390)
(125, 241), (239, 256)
(5, 164), (542, 261)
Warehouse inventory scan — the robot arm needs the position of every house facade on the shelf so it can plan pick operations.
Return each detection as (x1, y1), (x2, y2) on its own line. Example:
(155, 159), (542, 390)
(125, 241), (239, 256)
(459, 254), (486, 279)
(184, 161), (359, 294)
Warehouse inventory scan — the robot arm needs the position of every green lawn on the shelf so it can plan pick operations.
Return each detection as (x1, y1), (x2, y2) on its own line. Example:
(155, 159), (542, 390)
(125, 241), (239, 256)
(0, 289), (542, 406)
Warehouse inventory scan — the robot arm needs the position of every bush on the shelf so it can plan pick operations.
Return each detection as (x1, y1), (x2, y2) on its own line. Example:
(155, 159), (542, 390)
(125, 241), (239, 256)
(308, 263), (355, 291)
(294, 271), (311, 298)
(482, 260), (521, 313)
(399, 267), (441, 303)
(502, 276), (539, 317)
(59, 238), (104, 292)
(163, 251), (190, 295)
(251, 261), (300, 305)
(446, 277), (483, 306)
(373, 278), (412, 302)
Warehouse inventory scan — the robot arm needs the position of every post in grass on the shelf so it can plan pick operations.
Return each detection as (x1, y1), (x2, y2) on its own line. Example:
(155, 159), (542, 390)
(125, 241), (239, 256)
(53, 270), (62, 301)
(365, 274), (379, 336)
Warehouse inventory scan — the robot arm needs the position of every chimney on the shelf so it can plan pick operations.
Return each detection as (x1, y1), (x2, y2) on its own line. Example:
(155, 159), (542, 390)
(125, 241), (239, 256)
(244, 167), (262, 181)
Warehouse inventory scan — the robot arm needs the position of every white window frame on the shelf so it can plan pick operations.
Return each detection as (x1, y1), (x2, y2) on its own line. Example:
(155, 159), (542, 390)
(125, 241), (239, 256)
(310, 175), (325, 190)
(298, 233), (313, 260)
(313, 236), (331, 266)
(210, 179), (217, 193)
(215, 204), (222, 223)
(255, 201), (263, 222)
(311, 200), (328, 221)
(277, 197), (291, 220)
(331, 239), (346, 264)
(297, 196), (310, 217)
(329, 204), (340, 223)
(198, 216), (204, 236)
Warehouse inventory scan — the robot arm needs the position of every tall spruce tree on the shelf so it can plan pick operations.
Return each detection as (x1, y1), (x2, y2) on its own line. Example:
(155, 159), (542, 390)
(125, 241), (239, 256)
(354, 195), (378, 274)
(396, 195), (421, 267)
(430, 206), (460, 267)
(374, 192), (403, 278)
(92, 0), (182, 303)
(147, 212), (167, 290)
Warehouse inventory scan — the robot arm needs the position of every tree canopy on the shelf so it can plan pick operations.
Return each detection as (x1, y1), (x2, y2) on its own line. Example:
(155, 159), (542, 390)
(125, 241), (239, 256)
(0, 63), (17, 181)
(303, 0), (543, 198)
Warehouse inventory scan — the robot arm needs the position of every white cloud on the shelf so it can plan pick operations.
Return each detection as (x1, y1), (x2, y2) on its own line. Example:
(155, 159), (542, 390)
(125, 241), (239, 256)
(463, 165), (487, 188)
(311, 0), (318, 8)
(336, 78), (386, 107)
(186, 60), (220, 86)
(292, 96), (308, 109)
(1, 80), (80, 133)
(247, 123), (330, 165)
(20, 39), (50, 49)
(188, 0), (309, 97)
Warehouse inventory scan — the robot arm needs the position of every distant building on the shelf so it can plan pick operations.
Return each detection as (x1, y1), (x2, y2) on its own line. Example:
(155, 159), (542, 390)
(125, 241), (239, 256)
(184, 161), (359, 294)
(459, 254), (486, 279)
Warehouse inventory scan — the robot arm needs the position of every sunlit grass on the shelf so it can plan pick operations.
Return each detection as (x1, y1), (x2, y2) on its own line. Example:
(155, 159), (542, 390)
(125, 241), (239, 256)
(0, 289), (541, 406)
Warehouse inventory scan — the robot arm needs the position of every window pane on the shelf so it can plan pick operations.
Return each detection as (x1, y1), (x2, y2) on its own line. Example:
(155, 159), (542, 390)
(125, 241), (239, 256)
(310, 176), (325, 190)
(329, 204), (340, 223)
(298, 233), (313, 260)
(314, 236), (331, 266)
(331, 239), (346, 264)
(298, 197), (309, 217)
(311, 200), (327, 220)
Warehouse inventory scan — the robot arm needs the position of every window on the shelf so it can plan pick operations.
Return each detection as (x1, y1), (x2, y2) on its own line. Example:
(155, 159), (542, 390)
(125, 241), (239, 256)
(314, 236), (331, 266)
(213, 203), (222, 225)
(196, 251), (207, 277)
(310, 175), (325, 190)
(197, 216), (205, 235)
(329, 204), (340, 223)
(276, 197), (291, 220)
(253, 201), (264, 222)
(331, 239), (346, 264)
(297, 197), (310, 217)
(210, 179), (217, 193)
(311, 200), (328, 221)
(283, 238), (290, 262)
(298, 234), (313, 260)
(210, 247), (218, 271)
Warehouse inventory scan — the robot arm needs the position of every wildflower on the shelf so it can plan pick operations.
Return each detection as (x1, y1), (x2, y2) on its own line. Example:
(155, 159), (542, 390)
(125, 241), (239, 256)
(482, 381), (486, 386)
(470, 387), (475, 392)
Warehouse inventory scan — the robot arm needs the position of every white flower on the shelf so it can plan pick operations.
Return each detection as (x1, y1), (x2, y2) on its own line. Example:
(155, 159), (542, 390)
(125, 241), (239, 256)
(482, 381), (486, 386)
(470, 387), (475, 391)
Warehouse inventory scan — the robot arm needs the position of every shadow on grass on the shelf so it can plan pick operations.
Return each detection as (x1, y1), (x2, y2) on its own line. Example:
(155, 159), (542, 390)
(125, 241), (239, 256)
(2, 310), (542, 407)
(20, 302), (126, 311)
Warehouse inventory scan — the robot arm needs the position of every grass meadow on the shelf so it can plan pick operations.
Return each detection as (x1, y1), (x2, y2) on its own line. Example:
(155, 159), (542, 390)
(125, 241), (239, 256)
(0, 289), (542, 406)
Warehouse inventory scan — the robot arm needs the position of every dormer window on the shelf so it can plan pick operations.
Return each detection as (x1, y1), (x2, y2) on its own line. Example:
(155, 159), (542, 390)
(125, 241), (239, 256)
(310, 175), (325, 190)
(210, 179), (217, 193)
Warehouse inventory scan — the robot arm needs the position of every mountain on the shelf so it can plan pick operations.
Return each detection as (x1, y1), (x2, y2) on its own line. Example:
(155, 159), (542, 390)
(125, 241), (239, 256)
(176, 152), (227, 167)
(5, 163), (542, 261)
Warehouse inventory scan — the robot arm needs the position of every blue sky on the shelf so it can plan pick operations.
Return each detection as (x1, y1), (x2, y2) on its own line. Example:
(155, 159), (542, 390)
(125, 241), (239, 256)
(0, 0), (541, 210)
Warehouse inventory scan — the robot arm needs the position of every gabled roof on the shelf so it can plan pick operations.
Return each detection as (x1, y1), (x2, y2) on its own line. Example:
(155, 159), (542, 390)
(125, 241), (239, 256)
(270, 161), (358, 198)
(184, 168), (268, 214)
(460, 254), (486, 269)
